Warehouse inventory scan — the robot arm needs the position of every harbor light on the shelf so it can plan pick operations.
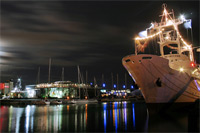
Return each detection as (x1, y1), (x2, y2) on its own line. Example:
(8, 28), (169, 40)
(102, 83), (106, 88)
(113, 84), (116, 88)
(27, 89), (35, 98)
(100, 89), (106, 93)
(123, 85), (126, 89)
(131, 85), (134, 89)
(67, 96), (70, 100)
(26, 87), (31, 90)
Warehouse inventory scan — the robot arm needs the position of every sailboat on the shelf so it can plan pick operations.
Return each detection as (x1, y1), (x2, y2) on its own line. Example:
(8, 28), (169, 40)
(122, 4), (200, 103)
(71, 66), (98, 104)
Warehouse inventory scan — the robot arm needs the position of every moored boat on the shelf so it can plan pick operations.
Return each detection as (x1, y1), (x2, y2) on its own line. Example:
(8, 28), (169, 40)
(122, 4), (200, 104)
(71, 99), (98, 104)
(44, 99), (50, 105)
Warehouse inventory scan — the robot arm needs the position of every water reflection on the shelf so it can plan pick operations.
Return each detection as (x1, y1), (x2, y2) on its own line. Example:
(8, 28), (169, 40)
(103, 103), (107, 132)
(85, 104), (88, 130)
(0, 102), (150, 132)
(15, 107), (24, 133)
(123, 102), (127, 131)
(132, 103), (136, 129)
(25, 105), (35, 133)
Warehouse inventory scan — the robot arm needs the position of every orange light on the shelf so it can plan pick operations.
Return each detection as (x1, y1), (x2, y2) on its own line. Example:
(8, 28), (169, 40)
(67, 96), (70, 100)
(85, 96), (88, 100)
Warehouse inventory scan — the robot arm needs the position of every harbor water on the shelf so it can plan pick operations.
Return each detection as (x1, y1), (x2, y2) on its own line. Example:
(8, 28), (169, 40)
(0, 102), (198, 132)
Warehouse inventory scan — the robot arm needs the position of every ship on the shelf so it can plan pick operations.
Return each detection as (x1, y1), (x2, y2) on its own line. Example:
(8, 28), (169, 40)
(122, 4), (200, 104)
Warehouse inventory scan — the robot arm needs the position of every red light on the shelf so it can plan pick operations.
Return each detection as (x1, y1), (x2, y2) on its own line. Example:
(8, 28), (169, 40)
(0, 83), (5, 90)
(190, 62), (195, 67)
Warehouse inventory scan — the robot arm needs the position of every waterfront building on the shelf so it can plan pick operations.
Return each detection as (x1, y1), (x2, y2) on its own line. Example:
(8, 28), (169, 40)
(0, 81), (13, 96)
(35, 81), (100, 99)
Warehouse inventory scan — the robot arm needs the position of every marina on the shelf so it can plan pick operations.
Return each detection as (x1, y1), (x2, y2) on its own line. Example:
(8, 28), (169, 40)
(0, 1), (199, 133)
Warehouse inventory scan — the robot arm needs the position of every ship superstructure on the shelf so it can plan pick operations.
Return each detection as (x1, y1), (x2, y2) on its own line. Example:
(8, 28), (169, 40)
(122, 4), (200, 103)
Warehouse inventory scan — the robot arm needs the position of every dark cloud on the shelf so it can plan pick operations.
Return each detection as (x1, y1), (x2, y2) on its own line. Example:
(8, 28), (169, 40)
(0, 1), (199, 85)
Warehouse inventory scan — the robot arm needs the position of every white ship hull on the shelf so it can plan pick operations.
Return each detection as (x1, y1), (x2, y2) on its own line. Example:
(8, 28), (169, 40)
(123, 54), (200, 103)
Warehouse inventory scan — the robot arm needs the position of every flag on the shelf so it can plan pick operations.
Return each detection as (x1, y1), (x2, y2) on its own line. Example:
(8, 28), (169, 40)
(138, 30), (147, 37)
(184, 19), (192, 29)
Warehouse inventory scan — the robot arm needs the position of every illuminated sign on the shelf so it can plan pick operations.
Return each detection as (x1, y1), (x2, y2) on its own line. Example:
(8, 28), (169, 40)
(0, 83), (5, 90)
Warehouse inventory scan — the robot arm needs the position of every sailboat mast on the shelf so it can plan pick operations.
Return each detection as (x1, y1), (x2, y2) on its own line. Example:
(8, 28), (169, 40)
(77, 66), (81, 99)
(37, 67), (40, 84)
(48, 58), (51, 83)
(117, 73), (119, 90)
(85, 70), (88, 98)
(94, 76), (96, 97)
(102, 74), (104, 87)
(111, 73), (113, 90)
(61, 67), (64, 81)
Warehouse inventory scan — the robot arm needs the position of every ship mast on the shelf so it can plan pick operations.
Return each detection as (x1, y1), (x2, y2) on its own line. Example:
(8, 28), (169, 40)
(134, 3), (194, 62)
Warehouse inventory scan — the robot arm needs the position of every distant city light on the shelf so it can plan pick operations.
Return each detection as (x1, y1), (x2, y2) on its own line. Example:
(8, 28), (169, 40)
(26, 87), (31, 90)
(131, 85), (134, 89)
(101, 89), (106, 93)
(113, 84), (116, 88)
(102, 83), (106, 88)
(123, 85), (125, 89)
(27, 89), (35, 98)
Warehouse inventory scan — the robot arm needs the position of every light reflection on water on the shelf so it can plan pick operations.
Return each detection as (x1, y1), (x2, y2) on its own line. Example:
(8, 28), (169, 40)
(0, 102), (192, 132)
(0, 102), (141, 132)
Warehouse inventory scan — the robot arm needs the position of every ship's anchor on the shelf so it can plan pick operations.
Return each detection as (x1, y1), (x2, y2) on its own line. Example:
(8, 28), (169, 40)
(155, 78), (162, 87)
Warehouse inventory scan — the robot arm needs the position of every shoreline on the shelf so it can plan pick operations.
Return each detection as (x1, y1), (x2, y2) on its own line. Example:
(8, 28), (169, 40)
(0, 98), (145, 105)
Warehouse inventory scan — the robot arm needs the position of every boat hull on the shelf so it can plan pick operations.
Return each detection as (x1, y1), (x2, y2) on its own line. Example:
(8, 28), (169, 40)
(122, 54), (200, 103)
(71, 99), (98, 104)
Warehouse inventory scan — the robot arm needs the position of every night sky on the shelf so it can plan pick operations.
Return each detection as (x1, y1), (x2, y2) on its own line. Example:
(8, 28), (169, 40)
(0, 1), (199, 87)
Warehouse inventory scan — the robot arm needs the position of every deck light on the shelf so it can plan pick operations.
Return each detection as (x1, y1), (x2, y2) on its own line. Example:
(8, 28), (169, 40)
(179, 68), (184, 72)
